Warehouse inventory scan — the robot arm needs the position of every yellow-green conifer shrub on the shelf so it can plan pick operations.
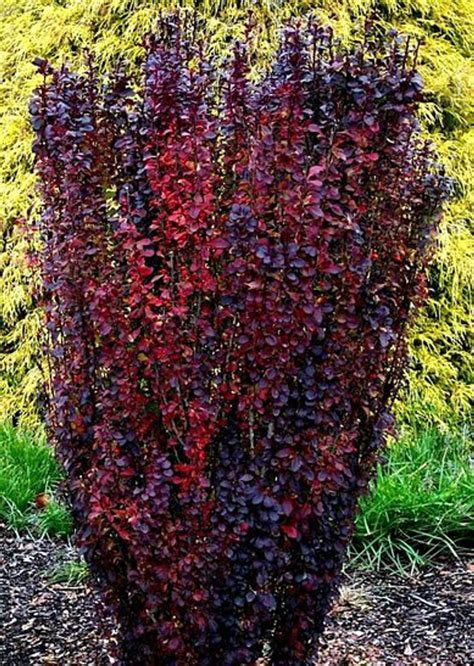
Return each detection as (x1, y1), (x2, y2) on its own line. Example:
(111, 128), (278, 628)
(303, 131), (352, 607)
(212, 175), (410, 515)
(0, 0), (472, 430)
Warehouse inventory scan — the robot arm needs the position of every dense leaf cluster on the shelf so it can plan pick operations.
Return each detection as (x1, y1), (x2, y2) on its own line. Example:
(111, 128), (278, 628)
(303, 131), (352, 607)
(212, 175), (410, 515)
(31, 18), (447, 665)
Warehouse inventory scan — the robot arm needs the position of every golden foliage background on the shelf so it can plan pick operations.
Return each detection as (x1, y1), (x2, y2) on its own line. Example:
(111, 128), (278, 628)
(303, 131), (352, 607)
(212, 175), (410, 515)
(0, 0), (472, 430)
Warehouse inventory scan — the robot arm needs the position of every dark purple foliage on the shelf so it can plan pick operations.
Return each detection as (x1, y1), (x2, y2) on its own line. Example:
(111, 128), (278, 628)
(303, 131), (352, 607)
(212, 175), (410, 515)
(30, 17), (447, 665)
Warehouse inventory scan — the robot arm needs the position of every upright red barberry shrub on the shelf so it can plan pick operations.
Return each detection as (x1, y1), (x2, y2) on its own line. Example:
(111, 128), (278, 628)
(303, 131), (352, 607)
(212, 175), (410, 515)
(30, 17), (448, 665)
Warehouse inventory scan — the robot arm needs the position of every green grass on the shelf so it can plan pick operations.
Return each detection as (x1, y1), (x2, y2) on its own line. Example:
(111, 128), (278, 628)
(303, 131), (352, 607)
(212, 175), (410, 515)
(35, 498), (74, 537)
(0, 422), (72, 536)
(353, 426), (473, 573)
(47, 558), (89, 585)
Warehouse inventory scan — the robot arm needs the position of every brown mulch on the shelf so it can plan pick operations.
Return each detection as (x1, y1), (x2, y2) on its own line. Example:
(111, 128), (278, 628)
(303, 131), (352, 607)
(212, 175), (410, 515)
(318, 567), (473, 665)
(0, 527), (472, 665)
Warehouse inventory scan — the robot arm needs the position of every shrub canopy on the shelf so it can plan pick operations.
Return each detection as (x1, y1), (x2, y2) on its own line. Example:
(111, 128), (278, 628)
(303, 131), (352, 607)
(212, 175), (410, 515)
(0, 1), (472, 431)
(32, 17), (447, 664)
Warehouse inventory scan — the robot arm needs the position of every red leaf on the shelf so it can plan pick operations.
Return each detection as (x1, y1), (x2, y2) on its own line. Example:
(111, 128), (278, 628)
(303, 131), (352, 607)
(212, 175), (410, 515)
(210, 237), (230, 250)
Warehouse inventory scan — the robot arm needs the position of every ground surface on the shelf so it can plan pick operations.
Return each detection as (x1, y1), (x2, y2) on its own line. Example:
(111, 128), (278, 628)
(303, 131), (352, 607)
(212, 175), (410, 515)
(0, 528), (472, 665)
